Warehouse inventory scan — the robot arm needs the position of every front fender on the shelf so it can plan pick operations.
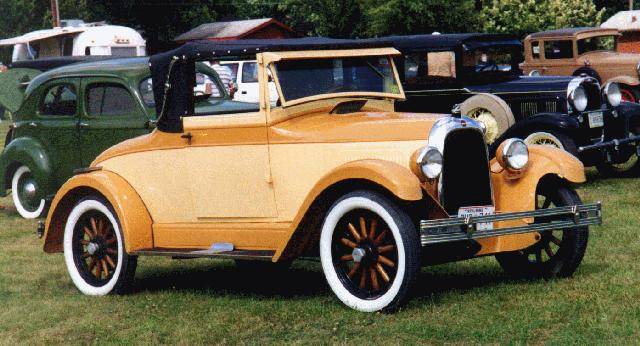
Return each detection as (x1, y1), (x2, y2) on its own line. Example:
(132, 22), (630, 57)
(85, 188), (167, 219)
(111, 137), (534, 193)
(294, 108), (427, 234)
(43, 169), (153, 254)
(476, 145), (585, 255)
(0, 137), (52, 198)
(490, 113), (580, 155)
(605, 75), (640, 87)
(273, 159), (424, 261)
(492, 145), (585, 217)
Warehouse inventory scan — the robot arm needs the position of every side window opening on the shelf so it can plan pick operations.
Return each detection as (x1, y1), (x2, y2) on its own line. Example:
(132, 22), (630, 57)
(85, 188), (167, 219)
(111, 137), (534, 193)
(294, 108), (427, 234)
(531, 41), (540, 59)
(86, 83), (136, 116)
(40, 84), (77, 116)
(544, 40), (573, 59)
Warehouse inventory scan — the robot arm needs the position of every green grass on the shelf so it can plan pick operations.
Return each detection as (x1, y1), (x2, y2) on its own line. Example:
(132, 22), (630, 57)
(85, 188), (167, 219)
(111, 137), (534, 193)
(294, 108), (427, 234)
(0, 121), (638, 344)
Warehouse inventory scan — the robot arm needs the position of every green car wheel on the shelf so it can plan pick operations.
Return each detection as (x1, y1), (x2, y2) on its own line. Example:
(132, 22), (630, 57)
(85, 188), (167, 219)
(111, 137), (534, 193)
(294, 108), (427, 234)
(11, 165), (46, 219)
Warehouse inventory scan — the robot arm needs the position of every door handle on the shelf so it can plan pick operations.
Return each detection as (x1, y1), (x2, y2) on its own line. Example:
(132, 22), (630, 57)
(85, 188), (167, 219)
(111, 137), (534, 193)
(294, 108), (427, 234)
(241, 91), (247, 94)
(28, 122), (38, 128)
(77, 122), (89, 129)
(181, 132), (193, 144)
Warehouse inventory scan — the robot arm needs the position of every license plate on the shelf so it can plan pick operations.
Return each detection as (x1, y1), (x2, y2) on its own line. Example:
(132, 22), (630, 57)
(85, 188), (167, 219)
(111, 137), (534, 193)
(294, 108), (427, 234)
(458, 205), (495, 231)
(588, 111), (604, 128)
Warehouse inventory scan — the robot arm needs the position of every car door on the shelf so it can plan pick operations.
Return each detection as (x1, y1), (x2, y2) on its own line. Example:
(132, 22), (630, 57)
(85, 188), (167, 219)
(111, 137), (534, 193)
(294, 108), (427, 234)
(20, 79), (82, 186)
(78, 77), (151, 166)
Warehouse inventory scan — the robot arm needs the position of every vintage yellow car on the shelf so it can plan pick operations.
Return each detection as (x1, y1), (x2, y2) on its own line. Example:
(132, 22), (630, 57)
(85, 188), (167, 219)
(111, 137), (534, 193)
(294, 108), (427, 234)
(41, 38), (601, 312)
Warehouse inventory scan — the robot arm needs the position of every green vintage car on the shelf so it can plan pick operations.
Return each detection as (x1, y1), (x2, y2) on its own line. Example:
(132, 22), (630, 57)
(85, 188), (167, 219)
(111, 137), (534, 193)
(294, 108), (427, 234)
(0, 57), (257, 218)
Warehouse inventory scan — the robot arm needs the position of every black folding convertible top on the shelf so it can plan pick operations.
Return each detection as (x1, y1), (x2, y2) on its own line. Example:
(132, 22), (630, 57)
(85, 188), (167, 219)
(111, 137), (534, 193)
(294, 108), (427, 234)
(366, 33), (522, 53)
(149, 37), (392, 132)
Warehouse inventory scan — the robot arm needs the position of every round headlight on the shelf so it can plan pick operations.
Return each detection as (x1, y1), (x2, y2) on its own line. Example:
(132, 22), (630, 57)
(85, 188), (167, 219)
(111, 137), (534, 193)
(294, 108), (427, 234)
(528, 70), (541, 77)
(569, 85), (588, 112)
(603, 82), (622, 107)
(499, 138), (529, 171)
(417, 147), (443, 179)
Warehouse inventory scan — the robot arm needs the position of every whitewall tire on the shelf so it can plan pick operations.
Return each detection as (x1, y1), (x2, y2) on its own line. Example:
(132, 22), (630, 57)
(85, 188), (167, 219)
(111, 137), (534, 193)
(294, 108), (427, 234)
(11, 165), (46, 219)
(63, 197), (136, 295)
(319, 190), (420, 312)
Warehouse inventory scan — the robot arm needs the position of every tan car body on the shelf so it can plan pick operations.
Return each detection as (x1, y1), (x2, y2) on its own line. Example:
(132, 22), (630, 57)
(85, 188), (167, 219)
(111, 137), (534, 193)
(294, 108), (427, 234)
(41, 47), (587, 264)
(522, 28), (640, 88)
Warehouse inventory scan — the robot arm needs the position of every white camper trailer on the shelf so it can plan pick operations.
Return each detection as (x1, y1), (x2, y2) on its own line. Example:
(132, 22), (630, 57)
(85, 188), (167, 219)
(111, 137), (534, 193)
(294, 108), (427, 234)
(0, 20), (146, 62)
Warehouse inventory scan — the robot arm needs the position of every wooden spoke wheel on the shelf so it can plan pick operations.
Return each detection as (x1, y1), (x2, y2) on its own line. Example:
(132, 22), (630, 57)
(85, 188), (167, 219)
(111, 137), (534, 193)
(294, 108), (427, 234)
(72, 211), (120, 286)
(331, 211), (399, 299)
(63, 197), (137, 295)
(320, 190), (420, 312)
(495, 181), (589, 278)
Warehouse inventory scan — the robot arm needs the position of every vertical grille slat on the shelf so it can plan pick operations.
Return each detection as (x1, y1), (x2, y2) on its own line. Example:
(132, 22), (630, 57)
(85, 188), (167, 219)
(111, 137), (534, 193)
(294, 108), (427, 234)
(508, 98), (563, 118)
(441, 129), (493, 215)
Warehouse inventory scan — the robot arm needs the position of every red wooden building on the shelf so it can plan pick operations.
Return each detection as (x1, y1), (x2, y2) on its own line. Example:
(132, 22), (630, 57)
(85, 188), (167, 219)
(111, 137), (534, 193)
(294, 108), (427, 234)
(174, 18), (300, 43)
(601, 11), (640, 53)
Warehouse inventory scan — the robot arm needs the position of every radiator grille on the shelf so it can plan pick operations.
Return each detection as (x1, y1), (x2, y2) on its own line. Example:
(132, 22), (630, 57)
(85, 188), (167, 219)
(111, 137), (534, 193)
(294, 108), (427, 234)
(441, 128), (493, 215)
(508, 99), (563, 118)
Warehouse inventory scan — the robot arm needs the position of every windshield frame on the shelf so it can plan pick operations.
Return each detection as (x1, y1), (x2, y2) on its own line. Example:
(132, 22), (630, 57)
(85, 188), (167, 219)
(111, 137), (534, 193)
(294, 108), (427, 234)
(264, 50), (405, 108)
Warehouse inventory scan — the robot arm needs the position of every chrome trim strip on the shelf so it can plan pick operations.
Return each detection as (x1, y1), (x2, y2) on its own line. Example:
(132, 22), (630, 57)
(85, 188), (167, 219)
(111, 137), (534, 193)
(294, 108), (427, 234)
(420, 202), (601, 245)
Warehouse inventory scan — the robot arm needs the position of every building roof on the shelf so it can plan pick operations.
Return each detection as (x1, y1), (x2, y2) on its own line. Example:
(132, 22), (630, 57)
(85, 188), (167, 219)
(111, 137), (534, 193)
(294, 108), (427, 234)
(527, 27), (619, 40)
(174, 18), (298, 42)
(366, 33), (521, 52)
(602, 11), (640, 32)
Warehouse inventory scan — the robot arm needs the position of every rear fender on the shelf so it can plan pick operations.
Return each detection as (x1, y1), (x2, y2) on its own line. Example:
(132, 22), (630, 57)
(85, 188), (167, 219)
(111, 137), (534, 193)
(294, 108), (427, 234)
(43, 170), (153, 253)
(0, 137), (52, 198)
(476, 145), (585, 255)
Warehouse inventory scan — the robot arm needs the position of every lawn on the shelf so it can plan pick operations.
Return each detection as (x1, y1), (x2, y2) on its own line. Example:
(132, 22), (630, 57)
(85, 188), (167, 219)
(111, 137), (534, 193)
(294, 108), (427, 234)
(0, 121), (638, 344)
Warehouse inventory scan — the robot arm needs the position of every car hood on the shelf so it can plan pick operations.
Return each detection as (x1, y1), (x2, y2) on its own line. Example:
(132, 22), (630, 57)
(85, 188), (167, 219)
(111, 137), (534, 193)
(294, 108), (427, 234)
(93, 111), (445, 165)
(475, 75), (573, 94)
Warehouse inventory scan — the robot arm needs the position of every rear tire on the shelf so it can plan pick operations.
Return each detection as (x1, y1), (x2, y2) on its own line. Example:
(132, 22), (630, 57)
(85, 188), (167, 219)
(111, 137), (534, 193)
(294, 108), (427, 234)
(319, 190), (420, 312)
(63, 196), (137, 295)
(496, 182), (588, 278)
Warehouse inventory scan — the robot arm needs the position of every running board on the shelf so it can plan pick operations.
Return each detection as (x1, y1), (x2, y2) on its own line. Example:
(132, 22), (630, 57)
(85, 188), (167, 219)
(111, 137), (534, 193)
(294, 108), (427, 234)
(133, 248), (275, 261)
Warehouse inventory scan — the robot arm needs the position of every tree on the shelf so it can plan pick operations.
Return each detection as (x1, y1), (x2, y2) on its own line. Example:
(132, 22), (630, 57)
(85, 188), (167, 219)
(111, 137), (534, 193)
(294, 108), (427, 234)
(480, 0), (605, 38)
(362, 0), (480, 37)
(276, 0), (365, 38)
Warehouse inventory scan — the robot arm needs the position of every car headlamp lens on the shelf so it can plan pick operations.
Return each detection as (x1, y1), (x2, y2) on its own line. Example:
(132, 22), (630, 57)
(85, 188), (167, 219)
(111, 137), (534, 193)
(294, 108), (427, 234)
(418, 147), (443, 179)
(603, 82), (622, 107)
(570, 85), (588, 112)
(501, 138), (529, 171)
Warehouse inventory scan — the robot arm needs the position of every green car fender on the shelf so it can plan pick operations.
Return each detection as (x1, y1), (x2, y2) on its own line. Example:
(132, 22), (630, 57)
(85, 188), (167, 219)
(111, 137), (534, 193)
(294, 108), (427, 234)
(0, 137), (52, 199)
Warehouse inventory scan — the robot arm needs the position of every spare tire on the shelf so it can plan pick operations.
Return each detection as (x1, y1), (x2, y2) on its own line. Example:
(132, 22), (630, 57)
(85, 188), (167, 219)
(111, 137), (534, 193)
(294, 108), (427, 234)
(460, 93), (515, 144)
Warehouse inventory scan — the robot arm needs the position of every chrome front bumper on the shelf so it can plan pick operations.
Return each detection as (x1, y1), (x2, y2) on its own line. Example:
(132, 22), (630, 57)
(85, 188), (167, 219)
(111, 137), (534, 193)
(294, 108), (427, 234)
(420, 203), (602, 246)
(578, 133), (640, 153)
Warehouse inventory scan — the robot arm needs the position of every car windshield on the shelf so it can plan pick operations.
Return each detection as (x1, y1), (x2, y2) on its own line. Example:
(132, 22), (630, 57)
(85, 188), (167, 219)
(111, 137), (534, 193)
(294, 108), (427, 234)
(577, 35), (616, 55)
(462, 46), (518, 77)
(273, 56), (400, 103)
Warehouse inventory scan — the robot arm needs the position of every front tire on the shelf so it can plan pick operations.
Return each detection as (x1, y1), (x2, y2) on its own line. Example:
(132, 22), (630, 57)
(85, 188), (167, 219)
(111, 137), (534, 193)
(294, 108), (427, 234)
(63, 197), (137, 295)
(319, 190), (420, 312)
(11, 165), (47, 219)
(496, 182), (588, 278)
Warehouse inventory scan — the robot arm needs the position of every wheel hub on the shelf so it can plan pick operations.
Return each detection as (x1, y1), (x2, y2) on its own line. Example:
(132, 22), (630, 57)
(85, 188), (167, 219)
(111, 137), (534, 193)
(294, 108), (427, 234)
(351, 248), (366, 262)
(86, 242), (100, 255)
(22, 179), (37, 200)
